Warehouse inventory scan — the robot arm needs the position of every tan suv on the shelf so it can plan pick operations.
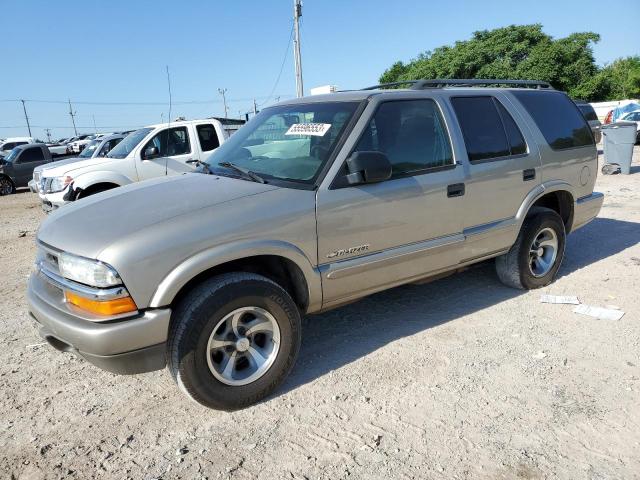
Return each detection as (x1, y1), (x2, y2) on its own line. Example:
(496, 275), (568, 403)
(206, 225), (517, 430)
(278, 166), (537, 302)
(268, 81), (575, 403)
(28, 79), (603, 410)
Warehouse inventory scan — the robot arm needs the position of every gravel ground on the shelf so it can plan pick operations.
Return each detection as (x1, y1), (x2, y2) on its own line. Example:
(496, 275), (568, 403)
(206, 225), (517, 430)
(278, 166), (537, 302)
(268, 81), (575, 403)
(1, 149), (639, 480)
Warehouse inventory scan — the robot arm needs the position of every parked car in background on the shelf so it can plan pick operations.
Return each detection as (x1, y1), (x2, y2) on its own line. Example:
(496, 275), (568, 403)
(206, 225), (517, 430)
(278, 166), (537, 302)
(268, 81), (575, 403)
(0, 137), (35, 157)
(620, 111), (640, 143)
(27, 80), (602, 410)
(38, 118), (241, 210)
(31, 134), (126, 193)
(47, 138), (73, 157)
(67, 134), (95, 154)
(574, 100), (602, 143)
(0, 144), (53, 195)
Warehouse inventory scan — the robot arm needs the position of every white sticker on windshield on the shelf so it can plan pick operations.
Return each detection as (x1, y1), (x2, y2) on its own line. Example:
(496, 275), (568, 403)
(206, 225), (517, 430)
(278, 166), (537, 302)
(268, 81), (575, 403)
(285, 123), (332, 136)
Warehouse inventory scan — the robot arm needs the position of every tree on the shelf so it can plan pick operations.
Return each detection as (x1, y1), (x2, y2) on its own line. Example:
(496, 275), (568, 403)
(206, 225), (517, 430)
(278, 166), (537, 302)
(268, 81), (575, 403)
(379, 25), (637, 101)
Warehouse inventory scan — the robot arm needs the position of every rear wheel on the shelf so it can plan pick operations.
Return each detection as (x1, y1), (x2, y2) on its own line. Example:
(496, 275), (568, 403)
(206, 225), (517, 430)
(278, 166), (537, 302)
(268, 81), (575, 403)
(496, 207), (566, 289)
(167, 272), (301, 410)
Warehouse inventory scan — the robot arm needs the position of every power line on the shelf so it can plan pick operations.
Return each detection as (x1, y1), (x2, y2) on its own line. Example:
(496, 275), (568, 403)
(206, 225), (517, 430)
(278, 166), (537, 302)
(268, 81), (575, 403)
(0, 95), (291, 106)
(259, 21), (295, 108)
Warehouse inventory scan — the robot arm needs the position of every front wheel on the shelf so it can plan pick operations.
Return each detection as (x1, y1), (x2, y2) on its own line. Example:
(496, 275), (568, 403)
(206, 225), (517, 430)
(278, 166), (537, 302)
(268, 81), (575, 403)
(167, 272), (301, 410)
(496, 207), (566, 289)
(0, 176), (15, 196)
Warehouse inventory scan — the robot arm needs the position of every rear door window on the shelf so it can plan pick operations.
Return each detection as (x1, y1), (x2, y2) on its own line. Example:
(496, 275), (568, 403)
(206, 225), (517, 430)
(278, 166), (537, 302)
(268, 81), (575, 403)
(196, 124), (220, 152)
(451, 97), (510, 161)
(513, 91), (593, 149)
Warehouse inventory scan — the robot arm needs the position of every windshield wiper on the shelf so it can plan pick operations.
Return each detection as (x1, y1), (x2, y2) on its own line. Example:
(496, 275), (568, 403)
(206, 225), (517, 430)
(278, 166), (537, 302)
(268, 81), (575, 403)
(218, 161), (266, 184)
(186, 158), (211, 174)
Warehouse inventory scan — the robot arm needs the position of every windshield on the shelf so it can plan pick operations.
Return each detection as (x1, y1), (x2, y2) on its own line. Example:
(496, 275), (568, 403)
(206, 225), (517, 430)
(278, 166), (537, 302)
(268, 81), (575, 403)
(79, 140), (100, 158)
(107, 128), (153, 158)
(207, 102), (360, 185)
(4, 148), (20, 162)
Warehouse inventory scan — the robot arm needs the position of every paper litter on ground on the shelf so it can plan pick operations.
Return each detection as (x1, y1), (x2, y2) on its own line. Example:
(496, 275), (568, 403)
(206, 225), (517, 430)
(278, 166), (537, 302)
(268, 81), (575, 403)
(573, 304), (625, 321)
(540, 294), (580, 305)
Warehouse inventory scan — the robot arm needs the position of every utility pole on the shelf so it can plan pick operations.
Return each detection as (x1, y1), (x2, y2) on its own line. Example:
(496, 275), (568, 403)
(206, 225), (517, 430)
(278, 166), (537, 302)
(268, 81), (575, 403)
(20, 99), (32, 137)
(253, 99), (258, 116)
(44, 128), (52, 143)
(92, 115), (98, 134)
(68, 99), (78, 136)
(218, 88), (228, 118)
(293, 0), (304, 98)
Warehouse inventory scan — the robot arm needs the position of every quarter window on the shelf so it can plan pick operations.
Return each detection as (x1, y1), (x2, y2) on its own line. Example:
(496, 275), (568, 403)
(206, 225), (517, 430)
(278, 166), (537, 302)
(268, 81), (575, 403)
(451, 96), (526, 161)
(196, 124), (220, 152)
(513, 91), (593, 150)
(353, 99), (453, 177)
(143, 127), (191, 158)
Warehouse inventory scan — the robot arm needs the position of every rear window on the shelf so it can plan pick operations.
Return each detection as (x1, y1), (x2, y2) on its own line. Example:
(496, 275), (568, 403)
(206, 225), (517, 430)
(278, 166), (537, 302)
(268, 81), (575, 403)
(577, 104), (598, 121)
(451, 96), (527, 161)
(513, 91), (593, 150)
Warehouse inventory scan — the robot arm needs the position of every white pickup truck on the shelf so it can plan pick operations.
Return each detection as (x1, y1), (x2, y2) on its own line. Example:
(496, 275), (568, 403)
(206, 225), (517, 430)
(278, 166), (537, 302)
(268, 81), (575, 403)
(38, 118), (243, 211)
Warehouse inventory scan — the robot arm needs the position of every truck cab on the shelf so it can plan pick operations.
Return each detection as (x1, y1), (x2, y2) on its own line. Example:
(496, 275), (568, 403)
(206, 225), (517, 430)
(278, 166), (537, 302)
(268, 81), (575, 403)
(0, 143), (52, 195)
(38, 118), (241, 210)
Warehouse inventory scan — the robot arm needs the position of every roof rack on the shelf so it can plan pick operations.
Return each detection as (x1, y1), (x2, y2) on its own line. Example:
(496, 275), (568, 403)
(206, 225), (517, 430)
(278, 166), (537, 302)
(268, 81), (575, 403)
(362, 79), (553, 90)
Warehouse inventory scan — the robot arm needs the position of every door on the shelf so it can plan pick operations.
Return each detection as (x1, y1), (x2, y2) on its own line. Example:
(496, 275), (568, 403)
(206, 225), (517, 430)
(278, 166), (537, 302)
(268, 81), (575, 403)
(316, 98), (466, 306)
(13, 147), (48, 187)
(136, 126), (196, 180)
(446, 94), (542, 260)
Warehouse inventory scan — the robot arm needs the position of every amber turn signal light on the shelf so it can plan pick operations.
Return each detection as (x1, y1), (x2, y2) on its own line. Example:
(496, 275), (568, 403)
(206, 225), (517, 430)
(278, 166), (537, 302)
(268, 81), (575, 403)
(64, 291), (137, 316)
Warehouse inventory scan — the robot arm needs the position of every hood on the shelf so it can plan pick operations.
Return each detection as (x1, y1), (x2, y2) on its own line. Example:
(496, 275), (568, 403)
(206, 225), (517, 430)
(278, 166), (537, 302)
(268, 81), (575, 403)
(37, 173), (278, 259)
(40, 156), (115, 177)
(36, 156), (83, 174)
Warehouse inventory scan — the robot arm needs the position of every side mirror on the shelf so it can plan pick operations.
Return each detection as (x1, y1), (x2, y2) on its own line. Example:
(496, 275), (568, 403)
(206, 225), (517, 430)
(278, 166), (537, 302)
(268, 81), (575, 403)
(143, 146), (159, 159)
(346, 151), (392, 185)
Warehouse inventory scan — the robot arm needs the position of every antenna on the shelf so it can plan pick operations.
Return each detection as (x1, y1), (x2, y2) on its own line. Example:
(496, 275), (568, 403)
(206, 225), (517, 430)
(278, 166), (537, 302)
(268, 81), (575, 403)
(20, 99), (32, 137)
(165, 65), (172, 176)
(68, 99), (78, 136)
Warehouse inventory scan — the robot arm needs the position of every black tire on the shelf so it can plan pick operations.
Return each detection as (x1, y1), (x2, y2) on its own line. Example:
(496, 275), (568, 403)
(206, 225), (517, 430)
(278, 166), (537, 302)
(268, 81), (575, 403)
(495, 207), (566, 290)
(0, 176), (15, 196)
(167, 272), (301, 410)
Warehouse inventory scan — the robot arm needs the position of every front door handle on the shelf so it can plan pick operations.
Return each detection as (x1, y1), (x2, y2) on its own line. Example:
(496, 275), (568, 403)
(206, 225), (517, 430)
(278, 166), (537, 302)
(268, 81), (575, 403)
(447, 183), (465, 198)
(523, 168), (536, 181)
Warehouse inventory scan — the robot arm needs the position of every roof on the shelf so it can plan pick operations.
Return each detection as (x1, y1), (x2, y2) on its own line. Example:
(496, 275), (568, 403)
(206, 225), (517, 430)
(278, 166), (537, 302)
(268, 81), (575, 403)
(13, 143), (46, 151)
(276, 83), (559, 107)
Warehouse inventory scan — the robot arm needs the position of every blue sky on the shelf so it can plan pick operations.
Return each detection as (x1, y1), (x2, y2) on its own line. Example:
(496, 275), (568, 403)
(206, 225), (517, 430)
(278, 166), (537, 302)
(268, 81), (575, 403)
(1, 0), (639, 140)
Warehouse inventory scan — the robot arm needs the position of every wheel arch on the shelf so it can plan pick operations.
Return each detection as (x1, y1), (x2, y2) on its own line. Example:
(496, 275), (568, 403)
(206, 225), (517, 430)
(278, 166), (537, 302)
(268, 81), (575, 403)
(72, 171), (132, 191)
(149, 241), (322, 313)
(517, 182), (575, 232)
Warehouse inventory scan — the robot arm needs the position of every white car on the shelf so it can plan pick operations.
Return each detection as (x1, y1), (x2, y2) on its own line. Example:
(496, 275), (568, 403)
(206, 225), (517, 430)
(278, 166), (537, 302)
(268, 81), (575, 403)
(38, 118), (243, 211)
(620, 111), (640, 143)
(67, 134), (95, 154)
(0, 137), (35, 157)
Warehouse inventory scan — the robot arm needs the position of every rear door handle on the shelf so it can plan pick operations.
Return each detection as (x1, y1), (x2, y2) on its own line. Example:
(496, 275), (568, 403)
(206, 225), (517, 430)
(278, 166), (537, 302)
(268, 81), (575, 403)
(447, 183), (465, 198)
(523, 168), (536, 181)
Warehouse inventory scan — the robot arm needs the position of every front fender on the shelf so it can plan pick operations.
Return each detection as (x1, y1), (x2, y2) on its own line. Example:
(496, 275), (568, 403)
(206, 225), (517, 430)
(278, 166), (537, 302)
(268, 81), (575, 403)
(72, 171), (134, 191)
(148, 239), (323, 313)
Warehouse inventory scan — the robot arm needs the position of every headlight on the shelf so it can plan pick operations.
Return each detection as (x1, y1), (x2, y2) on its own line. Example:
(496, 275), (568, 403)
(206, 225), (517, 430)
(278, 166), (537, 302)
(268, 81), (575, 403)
(47, 175), (73, 193)
(58, 253), (121, 287)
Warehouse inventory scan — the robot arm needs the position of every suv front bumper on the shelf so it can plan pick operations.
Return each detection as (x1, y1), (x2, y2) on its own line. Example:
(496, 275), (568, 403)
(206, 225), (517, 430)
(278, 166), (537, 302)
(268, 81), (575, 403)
(27, 271), (171, 374)
(572, 192), (604, 231)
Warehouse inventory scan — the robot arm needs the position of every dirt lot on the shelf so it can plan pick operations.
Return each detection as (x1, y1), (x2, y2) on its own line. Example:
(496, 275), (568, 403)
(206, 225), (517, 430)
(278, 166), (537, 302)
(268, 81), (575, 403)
(1, 150), (639, 480)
